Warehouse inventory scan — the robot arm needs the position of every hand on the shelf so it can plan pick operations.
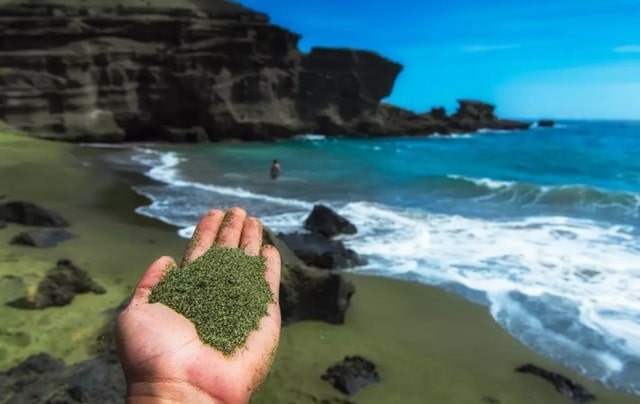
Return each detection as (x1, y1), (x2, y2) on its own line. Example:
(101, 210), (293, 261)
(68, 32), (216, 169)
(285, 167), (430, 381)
(115, 207), (281, 404)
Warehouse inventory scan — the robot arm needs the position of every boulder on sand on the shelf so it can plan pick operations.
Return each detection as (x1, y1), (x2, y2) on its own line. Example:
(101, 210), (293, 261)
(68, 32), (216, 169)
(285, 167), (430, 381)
(7, 259), (105, 309)
(264, 228), (356, 324)
(321, 355), (381, 395)
(0, 352), (124, 404)
(10, 229), (76, 248)
(515, 364), (595, 403)
(0, 201), (69, 227)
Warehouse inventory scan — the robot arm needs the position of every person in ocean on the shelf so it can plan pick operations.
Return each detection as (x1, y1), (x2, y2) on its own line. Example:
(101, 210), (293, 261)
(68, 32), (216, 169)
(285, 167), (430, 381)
(270, 159), (281, 180)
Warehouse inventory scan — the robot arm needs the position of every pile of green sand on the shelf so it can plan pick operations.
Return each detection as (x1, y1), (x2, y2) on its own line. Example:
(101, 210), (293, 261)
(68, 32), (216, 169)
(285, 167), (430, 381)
(149, 246), (272, 356)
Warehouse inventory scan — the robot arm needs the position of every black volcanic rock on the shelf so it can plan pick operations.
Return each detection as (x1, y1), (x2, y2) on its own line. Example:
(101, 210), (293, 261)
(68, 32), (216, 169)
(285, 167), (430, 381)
(515, 364), (595, 403)
(450, 100), (531, 132)
(538, 119), (555, 127)
(0, 0), (529, 141)
(304, 204), (357, 238)
(322, 356), (381, 395)
(428, 106), (447, 120)
(0, 353), (124, 404)
(280, 264), (355, 325)
(0, 201), (69, 227)
(278, 232), (365, 270)
(10, 228), (76, 247)
(263, 228), (355, 325)
(7, 259), (106, 309)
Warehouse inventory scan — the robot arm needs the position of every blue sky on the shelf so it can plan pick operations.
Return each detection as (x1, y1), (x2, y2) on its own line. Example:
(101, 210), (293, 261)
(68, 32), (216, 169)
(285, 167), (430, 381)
(239, 0), (640, 119)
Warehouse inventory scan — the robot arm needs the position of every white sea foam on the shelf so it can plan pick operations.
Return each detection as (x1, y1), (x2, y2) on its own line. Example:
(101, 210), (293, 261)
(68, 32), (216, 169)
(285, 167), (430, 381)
(477, 128), (516, 134)
(178, 225), (196, 239)
(432, 133), (473, 139)
(446, 175), (640, 217)
(447, 174), (515, 189)
(333, 201), (640, 393)
(531, 122), (569, 130)
(294, 134), (327, 141)
(261, 211), (308, 232)
(178, 211), (308, 239)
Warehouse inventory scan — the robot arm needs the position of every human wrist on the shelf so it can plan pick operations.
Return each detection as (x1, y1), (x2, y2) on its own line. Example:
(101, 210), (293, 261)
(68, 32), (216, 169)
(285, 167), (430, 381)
(126, 381), (225, 404)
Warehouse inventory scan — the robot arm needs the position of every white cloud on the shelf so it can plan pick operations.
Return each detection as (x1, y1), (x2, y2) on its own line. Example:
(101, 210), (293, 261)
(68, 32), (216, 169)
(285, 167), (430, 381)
(613, 45), (640, 53)
(463, 44), (521, 53)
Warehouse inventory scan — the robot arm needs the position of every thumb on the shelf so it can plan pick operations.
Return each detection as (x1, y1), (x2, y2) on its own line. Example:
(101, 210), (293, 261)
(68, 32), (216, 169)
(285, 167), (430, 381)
(131, 256), (177, 305)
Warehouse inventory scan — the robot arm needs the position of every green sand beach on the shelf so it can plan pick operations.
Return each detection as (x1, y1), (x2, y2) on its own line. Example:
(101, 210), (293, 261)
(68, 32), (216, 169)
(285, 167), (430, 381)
(1, 132), (637, 403)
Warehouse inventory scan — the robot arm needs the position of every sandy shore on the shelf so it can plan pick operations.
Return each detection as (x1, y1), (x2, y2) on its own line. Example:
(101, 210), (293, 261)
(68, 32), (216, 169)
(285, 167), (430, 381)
(0, 131), (637, 403)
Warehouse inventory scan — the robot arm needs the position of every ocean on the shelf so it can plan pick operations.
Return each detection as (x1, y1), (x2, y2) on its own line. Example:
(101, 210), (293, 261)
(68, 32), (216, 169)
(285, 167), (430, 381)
(98, 120), (640, 395)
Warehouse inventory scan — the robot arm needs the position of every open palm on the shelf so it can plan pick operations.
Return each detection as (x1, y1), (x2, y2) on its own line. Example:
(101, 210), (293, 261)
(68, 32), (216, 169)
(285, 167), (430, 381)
(115, 208), (281, 404)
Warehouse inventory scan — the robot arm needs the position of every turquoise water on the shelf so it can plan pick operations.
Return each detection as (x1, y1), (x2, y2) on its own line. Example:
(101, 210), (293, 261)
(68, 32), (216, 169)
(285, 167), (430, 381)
(106, 121), (640, 395)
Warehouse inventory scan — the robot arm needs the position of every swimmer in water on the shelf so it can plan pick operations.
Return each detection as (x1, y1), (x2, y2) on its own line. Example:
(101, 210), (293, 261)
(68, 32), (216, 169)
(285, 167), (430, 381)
(270, 159), (281, 180)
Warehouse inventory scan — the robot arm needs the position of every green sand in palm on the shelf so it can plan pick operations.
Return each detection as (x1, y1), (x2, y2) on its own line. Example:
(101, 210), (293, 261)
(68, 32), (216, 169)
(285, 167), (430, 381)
(149, 246), (272, 356)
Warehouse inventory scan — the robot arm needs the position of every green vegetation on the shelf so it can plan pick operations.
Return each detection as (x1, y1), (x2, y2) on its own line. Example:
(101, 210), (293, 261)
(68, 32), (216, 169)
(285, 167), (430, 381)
(150, 246), (272, 356)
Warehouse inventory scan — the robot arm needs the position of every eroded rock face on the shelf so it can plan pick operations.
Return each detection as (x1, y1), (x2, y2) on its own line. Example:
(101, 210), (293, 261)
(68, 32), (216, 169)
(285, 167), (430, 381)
(0, 1), (529, 141)
(0, 1), (392, 141)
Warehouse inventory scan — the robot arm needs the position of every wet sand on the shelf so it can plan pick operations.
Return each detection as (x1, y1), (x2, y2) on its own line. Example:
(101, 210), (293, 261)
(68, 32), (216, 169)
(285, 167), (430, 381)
(0, 132), (637, 403)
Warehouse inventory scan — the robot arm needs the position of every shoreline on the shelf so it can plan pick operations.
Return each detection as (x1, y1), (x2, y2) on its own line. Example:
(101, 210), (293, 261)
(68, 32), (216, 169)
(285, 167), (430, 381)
(1, 132), (638, 403)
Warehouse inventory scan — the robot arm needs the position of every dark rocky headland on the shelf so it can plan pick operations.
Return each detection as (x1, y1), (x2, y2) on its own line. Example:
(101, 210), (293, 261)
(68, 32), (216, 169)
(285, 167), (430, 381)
(0, 0), (531, 143)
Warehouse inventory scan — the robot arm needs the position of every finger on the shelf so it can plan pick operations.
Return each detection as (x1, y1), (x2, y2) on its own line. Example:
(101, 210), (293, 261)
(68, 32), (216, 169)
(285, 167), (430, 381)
(239, 245), (281, 390)
(131, 256), (176, 305)
(240, 217), (263, 256)
(215, 207), (247, 248)
(261, 245), (281, 300)
(182, 209), (225, 265)
(247, 300), (281, 391)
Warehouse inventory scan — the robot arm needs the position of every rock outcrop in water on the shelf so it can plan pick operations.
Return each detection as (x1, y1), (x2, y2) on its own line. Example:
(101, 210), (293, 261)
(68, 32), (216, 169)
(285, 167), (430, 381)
(279, 205), (366, 271)
(304, 204), (358, 238)
(0, 0), (530, 142)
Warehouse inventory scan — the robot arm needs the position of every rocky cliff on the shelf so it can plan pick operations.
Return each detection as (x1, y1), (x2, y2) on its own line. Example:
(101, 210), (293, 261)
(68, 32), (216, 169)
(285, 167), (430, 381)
(0, 0), (530, 142)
